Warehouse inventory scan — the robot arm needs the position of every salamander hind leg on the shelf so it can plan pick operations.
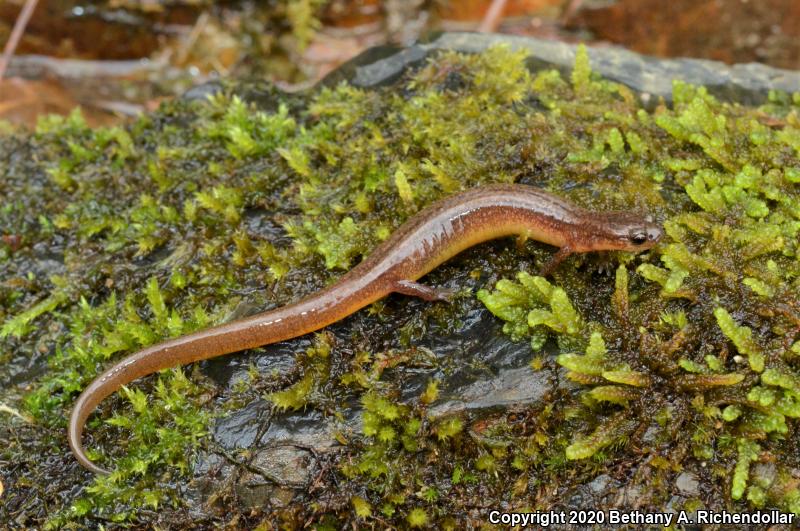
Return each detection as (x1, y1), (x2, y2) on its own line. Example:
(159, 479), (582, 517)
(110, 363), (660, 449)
(392, 280), (456, 302)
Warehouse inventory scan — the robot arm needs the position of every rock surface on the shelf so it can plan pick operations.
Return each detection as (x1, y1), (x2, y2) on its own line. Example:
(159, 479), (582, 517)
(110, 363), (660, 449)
(333, 32), (800, 104)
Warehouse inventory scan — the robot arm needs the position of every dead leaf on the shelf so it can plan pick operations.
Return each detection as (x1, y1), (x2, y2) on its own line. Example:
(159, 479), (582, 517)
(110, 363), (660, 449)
(0, 77), (119, 127)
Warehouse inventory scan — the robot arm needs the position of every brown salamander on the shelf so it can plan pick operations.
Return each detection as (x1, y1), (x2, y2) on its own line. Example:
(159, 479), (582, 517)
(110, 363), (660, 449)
(69, 184), (663, 474)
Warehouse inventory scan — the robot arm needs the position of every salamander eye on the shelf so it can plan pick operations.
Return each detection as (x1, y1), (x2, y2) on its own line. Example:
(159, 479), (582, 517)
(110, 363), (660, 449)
(629, 231), (648, 245)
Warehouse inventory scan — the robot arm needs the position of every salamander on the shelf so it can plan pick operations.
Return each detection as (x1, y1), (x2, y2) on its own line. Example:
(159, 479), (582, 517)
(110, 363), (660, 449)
(69, 184), (663, 474)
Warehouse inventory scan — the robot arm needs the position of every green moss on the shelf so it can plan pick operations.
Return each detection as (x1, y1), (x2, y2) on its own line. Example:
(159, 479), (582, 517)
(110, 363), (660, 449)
(475, 454), (496, 472)
(478, 272), (583, 350)
(0, 290), (68, 339)
(557, 333), (609, 378)
(202, 95), (296, 160)
(714, 307), (765, 373)
(732, 438), (760, 500)
(46, 369), (211, 527)
(268, 334), (331, 410)
(434, 417), (464, 441)
(470, 46), (800, 516)
(352, 496), (372, 518)
(406, 507), (428, 528)
(419, 380), (439, 405)
(588, 385), (638, 405)
(570, 44), (592, 93)
(566, 413), (637, 460)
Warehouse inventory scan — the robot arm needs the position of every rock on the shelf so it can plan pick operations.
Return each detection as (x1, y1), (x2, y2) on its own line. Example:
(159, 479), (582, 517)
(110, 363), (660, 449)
(415, 308), (558, 417)
(250, 444), (314, 486)
(181, 80), (224, 101)
(259, 408), (352, 451)
(235, 445), (313, 509)
(193, 410), (341, 513)
(185, 452), (236, 519)
(587, 474), (613, 495)
(341, 32), (800, 104)
(204, 341), (303, 390)
(562, 474), (622, 509)
(751, 462), (777, 488)
(428, 365), (552, 418)
(212, 398), (269, 450)
(7, 29), (800, 528)
(675, 471), (700, 497)
(614, 484), (644, 507)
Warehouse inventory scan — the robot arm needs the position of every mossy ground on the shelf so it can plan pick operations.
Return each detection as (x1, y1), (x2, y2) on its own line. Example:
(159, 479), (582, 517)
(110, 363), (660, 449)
(1, 44), (799, 528)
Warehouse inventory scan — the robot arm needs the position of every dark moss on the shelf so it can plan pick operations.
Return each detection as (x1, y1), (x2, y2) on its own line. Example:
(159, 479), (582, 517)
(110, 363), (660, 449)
(1, 43), (800, 527)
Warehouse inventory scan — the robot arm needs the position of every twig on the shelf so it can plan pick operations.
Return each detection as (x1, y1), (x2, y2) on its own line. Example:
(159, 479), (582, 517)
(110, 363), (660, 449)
(174, 11), (209, 66)
(560, 0), (584, 25)
(210, 440), (307, 487)
(0, 0), (40, 81)
(477, 0), (509, 33)
(0, 402), (33, 423)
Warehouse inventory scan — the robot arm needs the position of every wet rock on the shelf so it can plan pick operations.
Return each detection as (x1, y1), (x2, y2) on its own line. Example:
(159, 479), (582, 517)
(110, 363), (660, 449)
(237, 481), (296, 510)
(204, 341), (303, 390)
(243, 208), (293, 246)
(250, 444), (313, 486)
(428, 365), (552, 418)
(7, 29), (800, 529)
(563, 473), (622, 509)
(185, 453), (236, 519)
(235, 445), (313, 509)
(641, 424), (660, 444)
(192, 410), (341, 514)
(614, 484), (644, 507)
(587, 474), (614, 495)
(213, 398), (270, 450)
(751, 462), (777, 488)
(403, 307), (558, 417)
(425, 308), (540, 371)
(675, 471), (700, 497)
(181, 80), (224, 101)
(260, 408), (355, 451)
(346, 32), (800, 104)
(29, 242), (66, 277)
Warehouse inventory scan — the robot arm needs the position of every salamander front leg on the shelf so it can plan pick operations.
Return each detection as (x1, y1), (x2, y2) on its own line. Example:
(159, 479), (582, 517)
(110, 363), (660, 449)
(393, 280), (456, 302)
(539, 246), (573, 277)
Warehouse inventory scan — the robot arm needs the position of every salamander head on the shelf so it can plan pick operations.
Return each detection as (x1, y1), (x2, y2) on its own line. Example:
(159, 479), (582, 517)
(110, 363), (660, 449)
(586, 212), (664, 252)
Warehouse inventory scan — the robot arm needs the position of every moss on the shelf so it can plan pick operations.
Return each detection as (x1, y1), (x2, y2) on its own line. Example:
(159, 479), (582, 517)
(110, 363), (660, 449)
(406, 507), (429, 528)
(3, 41), (800, 527)
(478, 272), (583, 350)
(45, 369), (211, 527)
(419, 379), (439, 405)
(351, 496), (372, 518)
(267, 333), (331, 410)
(713, 307), (765, 373)
(565, 412), (637, 460)
(0, 289), (68, 339)
(434, 417), (464, 441)
(469, 46), (800, 521)
(732, 438), (760, 500)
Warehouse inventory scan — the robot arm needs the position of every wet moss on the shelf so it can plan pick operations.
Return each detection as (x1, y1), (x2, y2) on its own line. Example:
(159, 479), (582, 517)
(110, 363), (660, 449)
(1, 42), (800, 527)
(476, 46), (800, 520)
(267, 333), (331, 410)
